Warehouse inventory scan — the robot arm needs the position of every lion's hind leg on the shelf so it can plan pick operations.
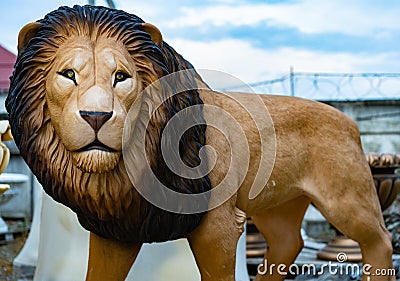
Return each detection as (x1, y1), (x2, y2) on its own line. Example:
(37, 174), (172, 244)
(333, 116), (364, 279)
(252, 196), (311, 281)
(310, 161), (394, 281)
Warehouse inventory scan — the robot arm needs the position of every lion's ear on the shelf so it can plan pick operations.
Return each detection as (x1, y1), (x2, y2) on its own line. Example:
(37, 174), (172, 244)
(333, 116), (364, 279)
(18, 22), (42, 54)
(140, 23), (163, 48)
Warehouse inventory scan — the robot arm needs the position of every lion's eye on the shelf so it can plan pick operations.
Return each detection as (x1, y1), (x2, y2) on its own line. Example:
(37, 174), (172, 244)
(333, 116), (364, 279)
(113, 71), (131, 87)
(57, 69), (77, 85)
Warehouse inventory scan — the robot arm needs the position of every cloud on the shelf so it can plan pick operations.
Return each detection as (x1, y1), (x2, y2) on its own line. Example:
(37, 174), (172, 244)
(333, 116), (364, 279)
(167, 0), (400, 37)
(169, 38), (400, 84)
(2, 0), (398, 87)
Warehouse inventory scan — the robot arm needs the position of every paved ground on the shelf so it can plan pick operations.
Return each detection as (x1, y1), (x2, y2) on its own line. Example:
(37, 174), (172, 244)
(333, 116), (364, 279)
(0, 231), (29, 281)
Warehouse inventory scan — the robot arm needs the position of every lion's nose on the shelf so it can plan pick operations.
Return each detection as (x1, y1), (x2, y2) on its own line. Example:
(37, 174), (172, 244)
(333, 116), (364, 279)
(79, 111), (113, 133)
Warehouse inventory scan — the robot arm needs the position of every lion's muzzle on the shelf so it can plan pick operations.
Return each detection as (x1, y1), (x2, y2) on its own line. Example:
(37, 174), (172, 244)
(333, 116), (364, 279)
(80, 110), (113, 133)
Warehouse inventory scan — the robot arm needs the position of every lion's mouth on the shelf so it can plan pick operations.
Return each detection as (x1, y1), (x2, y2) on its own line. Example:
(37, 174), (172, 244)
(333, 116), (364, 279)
(76, 139), (117, 152)
(71, 144), (121, 173)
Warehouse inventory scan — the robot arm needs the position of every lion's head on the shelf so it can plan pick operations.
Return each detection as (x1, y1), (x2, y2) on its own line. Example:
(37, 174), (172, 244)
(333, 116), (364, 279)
(6, 5), (211, 243)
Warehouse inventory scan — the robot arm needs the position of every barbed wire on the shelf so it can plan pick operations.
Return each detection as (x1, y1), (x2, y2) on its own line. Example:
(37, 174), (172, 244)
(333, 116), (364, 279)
(223, 70), (400, 101)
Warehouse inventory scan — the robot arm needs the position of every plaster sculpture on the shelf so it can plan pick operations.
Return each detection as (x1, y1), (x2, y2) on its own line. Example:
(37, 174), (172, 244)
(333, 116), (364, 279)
(0, 120), (12, 233)
(0, 120), (12, 184)
(6, 5), (394, 281)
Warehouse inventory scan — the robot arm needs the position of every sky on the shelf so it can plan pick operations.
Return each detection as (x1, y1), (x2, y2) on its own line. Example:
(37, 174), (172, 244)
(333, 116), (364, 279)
(1, 0), (400, 94)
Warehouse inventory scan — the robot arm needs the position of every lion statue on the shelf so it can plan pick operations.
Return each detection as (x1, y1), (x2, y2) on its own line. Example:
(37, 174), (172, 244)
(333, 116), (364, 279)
(7, 5), (394, 281)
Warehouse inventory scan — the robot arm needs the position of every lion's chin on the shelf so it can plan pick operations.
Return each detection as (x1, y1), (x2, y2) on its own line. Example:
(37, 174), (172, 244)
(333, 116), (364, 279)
(71, 150), (121, 173)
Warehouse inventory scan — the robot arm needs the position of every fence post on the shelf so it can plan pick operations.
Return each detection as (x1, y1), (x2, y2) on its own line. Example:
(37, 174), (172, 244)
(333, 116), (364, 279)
(290, 66), (295, 96)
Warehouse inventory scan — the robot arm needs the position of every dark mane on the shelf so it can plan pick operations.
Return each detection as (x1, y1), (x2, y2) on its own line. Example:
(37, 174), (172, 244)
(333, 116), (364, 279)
(6, 5), (211, 243)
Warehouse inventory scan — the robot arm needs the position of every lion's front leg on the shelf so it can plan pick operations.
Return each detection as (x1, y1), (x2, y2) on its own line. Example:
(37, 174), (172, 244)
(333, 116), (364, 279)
(188, 199), (245, 281)
(86, 232), (142, 281)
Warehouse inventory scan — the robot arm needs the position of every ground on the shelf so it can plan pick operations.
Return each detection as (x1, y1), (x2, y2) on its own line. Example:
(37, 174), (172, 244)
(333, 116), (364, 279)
(0, 220), (30, 281)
